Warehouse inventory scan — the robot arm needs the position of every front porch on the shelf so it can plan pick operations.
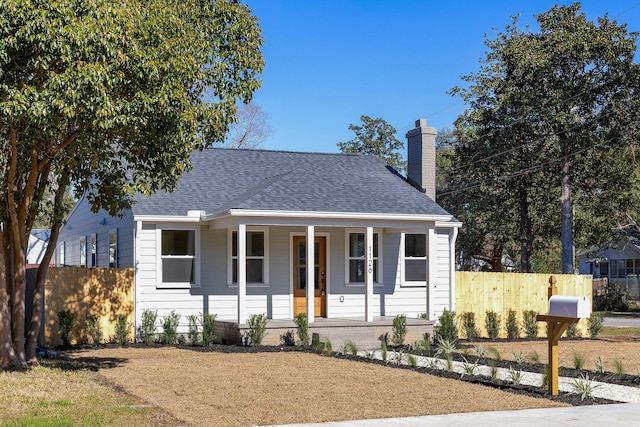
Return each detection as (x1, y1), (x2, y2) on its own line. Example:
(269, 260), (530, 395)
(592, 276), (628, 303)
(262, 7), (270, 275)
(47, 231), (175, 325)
(216, 316), (435, 349)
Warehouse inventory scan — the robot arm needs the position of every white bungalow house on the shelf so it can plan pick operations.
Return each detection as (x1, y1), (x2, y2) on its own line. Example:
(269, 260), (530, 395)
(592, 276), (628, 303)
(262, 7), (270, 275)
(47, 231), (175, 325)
(57, 119), (461, 342)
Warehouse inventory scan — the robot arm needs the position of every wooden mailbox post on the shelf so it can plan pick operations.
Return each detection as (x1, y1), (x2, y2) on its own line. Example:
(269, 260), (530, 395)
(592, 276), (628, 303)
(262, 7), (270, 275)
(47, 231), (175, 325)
(536, 276), (590, 395)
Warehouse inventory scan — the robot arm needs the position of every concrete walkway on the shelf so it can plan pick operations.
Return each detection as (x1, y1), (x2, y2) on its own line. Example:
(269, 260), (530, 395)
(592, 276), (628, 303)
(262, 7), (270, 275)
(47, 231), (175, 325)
(273, 349), (640, 427)
(274, 402), (640, 426)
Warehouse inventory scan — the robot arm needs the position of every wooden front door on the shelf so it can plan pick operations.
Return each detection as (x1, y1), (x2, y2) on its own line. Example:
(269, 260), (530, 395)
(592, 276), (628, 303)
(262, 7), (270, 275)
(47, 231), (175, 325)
(293, 236), (326, 317)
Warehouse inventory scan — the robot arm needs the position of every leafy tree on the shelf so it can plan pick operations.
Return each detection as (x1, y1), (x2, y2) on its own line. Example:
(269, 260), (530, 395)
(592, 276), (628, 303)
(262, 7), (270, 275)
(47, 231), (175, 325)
(224, 101), (273, 149)
(446, 3), (640, 272)
(0, 0), (263, 369)
(338, 115), (405, 172)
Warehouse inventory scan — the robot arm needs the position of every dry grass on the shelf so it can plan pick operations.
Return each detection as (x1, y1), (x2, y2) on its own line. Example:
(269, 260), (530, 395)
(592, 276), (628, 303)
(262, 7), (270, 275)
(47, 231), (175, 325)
(64, 347), (567, 427)
(0, 363), (177, 426)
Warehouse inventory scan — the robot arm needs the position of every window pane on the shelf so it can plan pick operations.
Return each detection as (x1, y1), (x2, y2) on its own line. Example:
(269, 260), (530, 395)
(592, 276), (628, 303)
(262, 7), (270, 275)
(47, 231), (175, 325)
(109, 231), (117, 268)
(247, 232), (264, 256)
(373, 234), (379, 258)
(90, 235), (96, 267)
(162, 230), (195, 255)
(297, 267), (306, 289)
(349, 233), (364, 258)
(297, 242), (306, 264)
(373, 259), (378, 282)
(405, 234), (426, 258)
(349, 259), (365, 282)
(163, 258), (194, 283)
(232, 258), (237, 283)
(405, 259), (426, 281)
(80, 238), (86, 266)
(247, 259), (263, 282)
(232, 231), (237, 257)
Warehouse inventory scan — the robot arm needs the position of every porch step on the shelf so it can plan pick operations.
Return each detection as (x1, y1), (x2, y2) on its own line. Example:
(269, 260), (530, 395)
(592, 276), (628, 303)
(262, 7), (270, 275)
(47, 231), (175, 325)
(217, 317), (435, 350)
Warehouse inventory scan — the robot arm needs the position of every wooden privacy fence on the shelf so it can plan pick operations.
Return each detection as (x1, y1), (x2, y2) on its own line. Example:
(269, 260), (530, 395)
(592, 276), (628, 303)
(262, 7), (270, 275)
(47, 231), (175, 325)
(43, 267), (135, 347)
(455, 272), (592, 338)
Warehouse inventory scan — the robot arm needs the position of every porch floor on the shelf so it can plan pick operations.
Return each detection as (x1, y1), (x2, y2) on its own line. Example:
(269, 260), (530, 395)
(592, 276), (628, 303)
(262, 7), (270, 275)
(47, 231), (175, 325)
(216, 316), (435, 349)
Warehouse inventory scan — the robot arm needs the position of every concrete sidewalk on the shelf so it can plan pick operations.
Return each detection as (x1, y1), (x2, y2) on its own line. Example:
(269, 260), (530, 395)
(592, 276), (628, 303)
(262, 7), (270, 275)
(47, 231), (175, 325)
(274, 402), (640, 426)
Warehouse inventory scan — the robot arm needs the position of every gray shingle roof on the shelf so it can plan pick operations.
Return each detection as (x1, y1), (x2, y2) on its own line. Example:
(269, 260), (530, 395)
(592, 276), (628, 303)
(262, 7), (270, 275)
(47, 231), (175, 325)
(132, 148), (452, 217)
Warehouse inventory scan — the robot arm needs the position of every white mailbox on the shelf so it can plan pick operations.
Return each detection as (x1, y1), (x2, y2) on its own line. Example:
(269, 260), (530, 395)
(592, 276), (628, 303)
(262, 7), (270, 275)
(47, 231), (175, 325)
(548, 295), (591, 318)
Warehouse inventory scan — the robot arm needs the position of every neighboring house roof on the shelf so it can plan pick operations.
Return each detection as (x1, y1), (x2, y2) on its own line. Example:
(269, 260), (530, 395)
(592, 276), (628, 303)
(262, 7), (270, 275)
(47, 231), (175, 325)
(577, 226), (640, 260)
(132, 148), (453, 218)
(27, 228), (50, 265)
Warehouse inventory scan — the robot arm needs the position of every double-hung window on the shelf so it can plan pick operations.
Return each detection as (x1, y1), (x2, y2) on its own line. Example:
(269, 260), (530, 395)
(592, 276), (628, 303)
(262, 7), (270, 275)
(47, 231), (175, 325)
(109, 230), (118, 268)
(229, 229), (269, 285)
(345, 230), (380, 284)
(160, 228), (198, 287)
(80, 236), (87, 267)
(403, 233), (426, 285)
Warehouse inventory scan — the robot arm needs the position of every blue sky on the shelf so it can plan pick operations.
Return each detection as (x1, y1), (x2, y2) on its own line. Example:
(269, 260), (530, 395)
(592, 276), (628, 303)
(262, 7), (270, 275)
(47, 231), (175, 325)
(244, 1), (640, 154)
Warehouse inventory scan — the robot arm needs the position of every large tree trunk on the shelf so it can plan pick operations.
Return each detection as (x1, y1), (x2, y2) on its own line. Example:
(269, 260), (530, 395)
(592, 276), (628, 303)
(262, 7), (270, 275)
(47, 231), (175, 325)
(26, 172), (69, 365)
(8, 216), (27, 367)
(518, 184), (533, 273)
(490, 240), (503, 272)
(1, 228), (20, 369)
(560, 150), (574, 273)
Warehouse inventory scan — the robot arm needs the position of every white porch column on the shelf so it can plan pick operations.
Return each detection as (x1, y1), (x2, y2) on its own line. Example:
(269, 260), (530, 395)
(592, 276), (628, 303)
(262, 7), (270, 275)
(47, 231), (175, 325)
(365, 226), (374, 322)
(426, 227), (437, 319)
(306, 225), (315, 323)
(238, 223), (247, 324)
(449, 228), (459, 312)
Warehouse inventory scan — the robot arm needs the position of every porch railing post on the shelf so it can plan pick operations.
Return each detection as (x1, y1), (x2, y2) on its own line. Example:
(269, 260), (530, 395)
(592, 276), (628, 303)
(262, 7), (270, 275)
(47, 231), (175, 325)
(365, 226), (374, 322)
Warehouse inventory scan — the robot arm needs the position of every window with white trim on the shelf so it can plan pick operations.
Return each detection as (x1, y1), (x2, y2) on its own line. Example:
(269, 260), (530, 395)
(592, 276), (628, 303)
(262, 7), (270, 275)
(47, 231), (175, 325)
(89, 234), (97, 267)
(109, 229), (118, 268)
(345, 230), (380, 284)
(403, 233), (426, 284)
(160, 229), (196, 286)
(57, 241), (65, 266)
(229, 229), (269, 285)
(80, 236), (87, 267)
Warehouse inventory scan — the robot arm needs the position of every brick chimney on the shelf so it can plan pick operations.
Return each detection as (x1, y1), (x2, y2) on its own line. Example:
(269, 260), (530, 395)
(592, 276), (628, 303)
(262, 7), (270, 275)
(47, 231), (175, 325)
(406, 118), (437, 200)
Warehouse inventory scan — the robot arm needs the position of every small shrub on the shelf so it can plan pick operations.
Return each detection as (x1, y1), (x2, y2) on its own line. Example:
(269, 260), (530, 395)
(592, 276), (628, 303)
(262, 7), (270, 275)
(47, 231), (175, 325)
(595, 356), (605, 373)
(408, 354), (418, 367)
(565, 322), (580, 338)
(508, 366), (522, 385)
(487, 346), (502, 361)
(433, 309), (457, 343)
(114, 314), (131, 346)
(460, 312), (479, 341)
(139, 309), (158, 345)
(86, 314), (103, 346)
(511, 350), (526, 364)
(460, 357), (478, 378)
(201, 312), (217, 346)
(522, 310), (538, 339)
(57, 309), (77, 347)
(380, 340), (388, 362)
(488, 360), (498, 381)
(427, 357), (441, 370)
(280, 330), (296, 346)
(378, 332), (389, 348)
(506, 309), (520, 339)
(294, 313), (309, 345)
(187, 315), (200, 345)
(588, 312), (605, 339)
(341, 340), (358, 356)
(473, 345), (487, 358)
(572, 351), (586, 370)
(571, 373), (599, 400)
(436, 337), (456, 357)
(594, 284), (629, 311)
(528, 350), (541, 364)
(323, 339), (333, 355)
(409, 339), (430, 353)
(485, 310), (501, 340)
(614, 358), (625, 376)
(391, 314), (407, 346)
(160, 311), (181, 344)
(246, 313), (268, 346)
